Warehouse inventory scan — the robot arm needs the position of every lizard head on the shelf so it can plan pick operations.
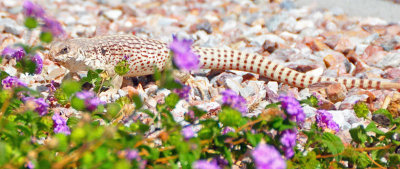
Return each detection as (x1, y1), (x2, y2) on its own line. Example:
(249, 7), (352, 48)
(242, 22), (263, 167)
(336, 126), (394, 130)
(49, 39), (90, 72)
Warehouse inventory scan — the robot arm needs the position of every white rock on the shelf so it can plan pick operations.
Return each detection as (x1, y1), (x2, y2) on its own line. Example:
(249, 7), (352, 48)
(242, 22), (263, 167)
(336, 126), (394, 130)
(374, 52), (400, 68)
(267, 81), (279, 94)
(103, 9), (122, 21)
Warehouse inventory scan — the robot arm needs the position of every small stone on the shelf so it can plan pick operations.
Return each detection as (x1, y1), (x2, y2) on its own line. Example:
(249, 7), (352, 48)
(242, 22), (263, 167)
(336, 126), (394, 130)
(0, 18), (24, 35)
(103, 9), (122, 21)
(374, 52), (400, 69)
(325, 83), (347, 103)
(372, 113), (390, 127)
(383, 68), (400, 79)
(195, 21), (212, 34)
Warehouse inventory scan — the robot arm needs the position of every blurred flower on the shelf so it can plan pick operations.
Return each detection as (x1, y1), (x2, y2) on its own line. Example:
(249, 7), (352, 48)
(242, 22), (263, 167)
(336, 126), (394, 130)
(193, 160), (221, 169)
(315, 110), (340, 132)
(212, 156), (228, 169)
(2, 76), (27, 89)
(173, 85), (191, 101)
(76, 91), (105, 111)
(251, 143), (286, 169)
(52, 113), (71, 135)
(42, 17), (65, 37)
(170, 35), (200, 71)
(23, 0), (45, 18)
(32, 54), (43, 74)
(182, 126), (195, 139)
(1, 46), (25, 61)
(221, 89), (247, 114)
(26, 161), (34, 169)
(280, 129), (297, 158)
(125, 149), (139, 161)
(222, 127), (235, 135)
(279, 95), (305, 122)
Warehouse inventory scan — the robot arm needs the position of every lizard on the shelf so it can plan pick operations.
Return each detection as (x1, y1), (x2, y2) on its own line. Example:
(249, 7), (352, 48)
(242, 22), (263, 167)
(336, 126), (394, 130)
(48, 34), (400, 90)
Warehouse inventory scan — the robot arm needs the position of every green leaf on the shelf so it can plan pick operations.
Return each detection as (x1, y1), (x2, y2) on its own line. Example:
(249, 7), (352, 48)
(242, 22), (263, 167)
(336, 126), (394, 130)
(61, 80), (81, 97)
(15, 58), (37, 74)
(115, 96), (131, 107)
(114, 60), (130, 76)
(71, 96), (85, 111)
(365, 122), (385, 135)
(55, 133), (68, 152)
(321, 132), (344, 160)
(40, 32), (53, 43)
(389, 154), (400, 167)
(24, 17), (38, 29)
(67, 116), (80, 128)
(54, 88), (69, 105)
(373, 108), (393, 125)
(71, 127), (86, 143)
(218, 106), (242, 127)
(353, 102), (369, 119)
(246, 132), (263, 147)
(355, 152), (371, 168)
(190, 106), (207, 118)
(107, 103), (121, 118)
(165, 93), (180, 109)
(300, 95), (319, 107)
(349, 126), (368, 144)
(0, 142), (11, 165)
(131, 94), (143, 109)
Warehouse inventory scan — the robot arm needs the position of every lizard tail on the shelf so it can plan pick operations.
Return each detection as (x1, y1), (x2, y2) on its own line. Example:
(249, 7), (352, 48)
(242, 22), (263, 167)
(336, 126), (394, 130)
(194, 47), (400, 90)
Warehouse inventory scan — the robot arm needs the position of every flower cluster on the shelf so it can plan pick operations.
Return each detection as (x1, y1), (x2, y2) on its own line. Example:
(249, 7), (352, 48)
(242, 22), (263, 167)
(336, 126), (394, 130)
(1, 76), (27, 89)
(23, 0), (64, 37)
(169, 35), (200, 71)
(76, 91), (105, 111)
(52, 113), (71, 135)
(23, 97), (49, 116)
(124, 149), (147, 169)
(279, 95), (305, 122)
(193, 160), (221, 169)
(251, 143), (286, 169)
(181, 126), (195, 139)
(1, 46), (25, 61)
(221, 89), (247, 114)
(173, 85), (191, 101)
(280, 129), (297, 158)
(31, 54), (43, 74)
(315, 110), (340, 132)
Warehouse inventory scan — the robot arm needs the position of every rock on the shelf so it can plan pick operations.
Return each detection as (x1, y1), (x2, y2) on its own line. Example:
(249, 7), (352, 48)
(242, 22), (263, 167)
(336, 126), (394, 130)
(339, 94), (369, 110)
(0, 18), (24, 35)
(103, 9), (122, 21)
(383, 68), (400, 79)
(195, 21), (212, 34)
(372, 113), (391, 127)
(325, 83), (347, 103)
(374, 52), (400, 69)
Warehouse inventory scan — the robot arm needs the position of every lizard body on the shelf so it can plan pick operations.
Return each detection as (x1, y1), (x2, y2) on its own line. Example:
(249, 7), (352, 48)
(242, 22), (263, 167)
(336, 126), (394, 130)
(49, 35), (400, 90)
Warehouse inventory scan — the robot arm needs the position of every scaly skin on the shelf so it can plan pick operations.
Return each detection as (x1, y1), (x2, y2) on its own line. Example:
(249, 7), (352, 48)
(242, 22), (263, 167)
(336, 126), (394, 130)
(49, 35), (400, 90)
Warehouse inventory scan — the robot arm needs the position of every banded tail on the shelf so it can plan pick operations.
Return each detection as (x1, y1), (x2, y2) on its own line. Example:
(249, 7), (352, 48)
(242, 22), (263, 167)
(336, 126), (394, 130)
(193, 46), (400, 90)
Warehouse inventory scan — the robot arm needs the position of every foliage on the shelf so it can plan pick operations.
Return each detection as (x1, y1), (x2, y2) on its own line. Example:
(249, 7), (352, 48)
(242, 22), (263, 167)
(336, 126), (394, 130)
(0, 2), (399, 169)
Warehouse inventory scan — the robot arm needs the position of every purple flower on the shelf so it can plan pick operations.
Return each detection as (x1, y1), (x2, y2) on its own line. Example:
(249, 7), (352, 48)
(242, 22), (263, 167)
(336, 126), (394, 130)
(76, 91), (105, 111)
(182, 126), (195, 139)
(26, 161), (34, 169)
(280, 129), (297, 158)
(1, 76), (27, 89)
(251, 143), (286, 169)
(33, 98), (49, 116)
(221, 89), (247, 114)
(1, 46), (25, 61)
(52, 113), (71, 135)
(193, 160), (221, 169)
(315, 110), (340, 132)
(279, 95), (305, 122)
(42, 17), (65, 37)
(125, 149), (139, 160)
(32, 54), (43, 74)
(169, 35), (200, 71)
(174, 85), (191, 101)
(23, 0), (45, 18)
(222, 127), (235, 135)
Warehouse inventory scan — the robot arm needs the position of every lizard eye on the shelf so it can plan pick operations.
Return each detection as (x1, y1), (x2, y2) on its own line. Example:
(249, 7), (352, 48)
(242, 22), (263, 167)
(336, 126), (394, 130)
(59, 47), (69, 54)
